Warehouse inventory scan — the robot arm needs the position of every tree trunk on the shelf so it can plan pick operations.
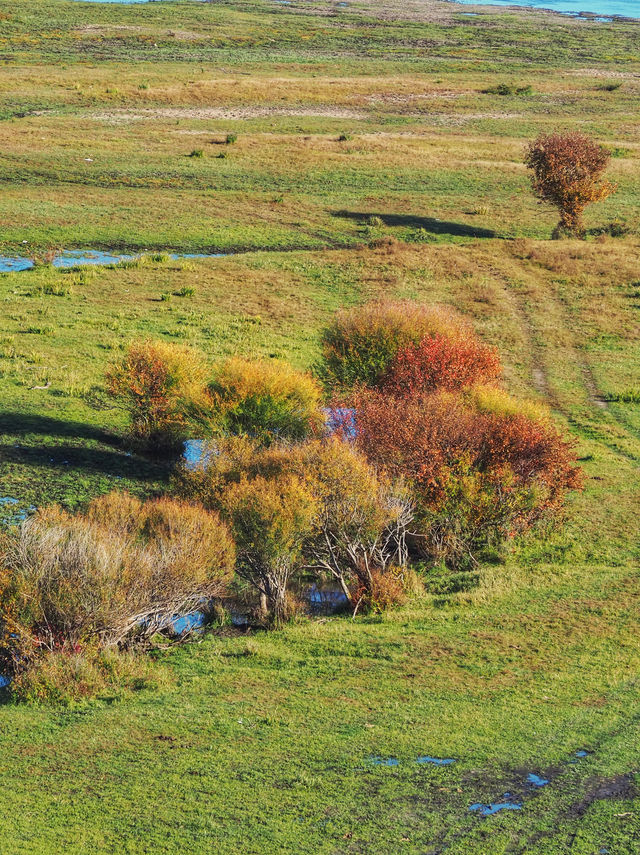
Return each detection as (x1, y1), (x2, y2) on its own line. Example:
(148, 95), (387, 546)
(269, 584), (288, 627)
(259, 591), (268, 619)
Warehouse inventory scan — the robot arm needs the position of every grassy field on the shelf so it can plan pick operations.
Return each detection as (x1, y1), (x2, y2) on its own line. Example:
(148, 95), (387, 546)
(0, 0), (639, 852)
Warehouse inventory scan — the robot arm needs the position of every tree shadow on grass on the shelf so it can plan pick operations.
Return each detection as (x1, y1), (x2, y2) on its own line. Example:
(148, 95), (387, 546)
(0, 412), (117, 446)
(332, 210), (496, 239)
(0, 443), (169, 482)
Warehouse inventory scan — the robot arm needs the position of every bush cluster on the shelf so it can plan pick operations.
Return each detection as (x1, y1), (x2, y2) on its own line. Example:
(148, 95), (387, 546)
(107, 342), (323, 453)
(175, 437), (413, 623)
(324, 300), (581, 568)
(1, 300), (582, 702)
(318, 300), (465, 391)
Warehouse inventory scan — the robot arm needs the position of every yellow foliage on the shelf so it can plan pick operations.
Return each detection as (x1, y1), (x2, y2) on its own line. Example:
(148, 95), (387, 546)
(209, 357), (324, 442)
(465, 384), (551, 425)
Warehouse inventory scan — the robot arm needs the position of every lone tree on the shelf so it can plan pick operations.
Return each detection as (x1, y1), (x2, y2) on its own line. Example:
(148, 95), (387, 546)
(525, 132), (616, 237)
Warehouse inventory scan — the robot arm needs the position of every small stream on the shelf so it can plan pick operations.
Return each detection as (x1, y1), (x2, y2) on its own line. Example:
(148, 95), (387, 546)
(0, 250), (226, 274)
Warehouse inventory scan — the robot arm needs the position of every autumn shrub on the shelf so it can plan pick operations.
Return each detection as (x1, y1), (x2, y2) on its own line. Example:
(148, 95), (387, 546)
(174, 436), (413, 613)
(318, 300), (467, 392)
(173, 435), (258, 511)
(220, 474), (318, 625)
(290, 439), (412, 608)
(105, 340), (210, 454)
(382, 334), (501, 397)
(0, 493), (235, 675)
(525, 132), (616, 238)
(208, 357), (324, 445)
(351, 566), (407, 614)
(349, 389), (581, 567)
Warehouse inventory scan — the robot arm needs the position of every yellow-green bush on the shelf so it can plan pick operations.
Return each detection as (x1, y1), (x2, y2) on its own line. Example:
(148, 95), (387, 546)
(221, 474), (318, 625)
(209, 357), (324, 445)
(175, 436), (413, 612)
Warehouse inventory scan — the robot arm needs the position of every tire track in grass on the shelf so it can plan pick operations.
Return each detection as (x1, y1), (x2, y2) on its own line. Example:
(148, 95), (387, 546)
(542, 274), (640, 459)
(486, 252), (640, 464)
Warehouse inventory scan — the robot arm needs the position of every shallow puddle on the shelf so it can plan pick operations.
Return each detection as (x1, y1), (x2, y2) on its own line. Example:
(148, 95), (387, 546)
(171, 611), (207, 635)
(469, 801), (522, 816)
(417, 756), (456, 766)
(308, 584), (348, 612)
(368, 756), (400, 766)
(182, 439), (211, 470)
(527, 773), (550, 787)
(0, 497), (34, 526)
(569, 749), (591, 763)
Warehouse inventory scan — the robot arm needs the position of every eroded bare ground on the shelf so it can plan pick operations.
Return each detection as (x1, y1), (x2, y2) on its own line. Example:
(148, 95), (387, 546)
(426, 702), (640, 855)
(80, 106), (369, 122)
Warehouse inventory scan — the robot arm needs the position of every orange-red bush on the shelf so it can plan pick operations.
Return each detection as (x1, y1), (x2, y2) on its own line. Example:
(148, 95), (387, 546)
(382, 335), (501, 397)
(349, 389), (581, 565)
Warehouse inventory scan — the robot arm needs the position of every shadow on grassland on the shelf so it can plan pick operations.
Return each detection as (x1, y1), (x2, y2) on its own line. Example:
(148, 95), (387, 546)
(332, 210), (497, 239)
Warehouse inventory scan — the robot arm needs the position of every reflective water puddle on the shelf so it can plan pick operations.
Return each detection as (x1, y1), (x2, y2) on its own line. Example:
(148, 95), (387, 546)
(527, 773), (550, 787)
(368, 756), (400, 766)
(469, 801), (522, 816)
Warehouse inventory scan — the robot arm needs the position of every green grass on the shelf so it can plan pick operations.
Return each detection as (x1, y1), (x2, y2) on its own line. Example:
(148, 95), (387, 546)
(0, 0), (638, 852)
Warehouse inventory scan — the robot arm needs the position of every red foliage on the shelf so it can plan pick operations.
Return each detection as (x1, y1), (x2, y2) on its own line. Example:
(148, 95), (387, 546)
(349, 389), (582, 563)
(351, 390), (472, 484)
(475, 411), (582, 515)
(382, 335), (501, 398)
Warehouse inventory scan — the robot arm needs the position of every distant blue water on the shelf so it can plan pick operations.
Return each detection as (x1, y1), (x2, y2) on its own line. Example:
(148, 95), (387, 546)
(73, 0), (638, 16)
(0, 250), (226, 273)
(454, 0), (638, 18)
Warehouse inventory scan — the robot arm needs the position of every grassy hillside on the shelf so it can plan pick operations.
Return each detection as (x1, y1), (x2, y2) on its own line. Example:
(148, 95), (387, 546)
(0, 1), (638, 853)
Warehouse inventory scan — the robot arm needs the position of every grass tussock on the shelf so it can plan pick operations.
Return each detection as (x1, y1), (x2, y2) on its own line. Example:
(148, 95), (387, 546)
(9, 647), (170, 706)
